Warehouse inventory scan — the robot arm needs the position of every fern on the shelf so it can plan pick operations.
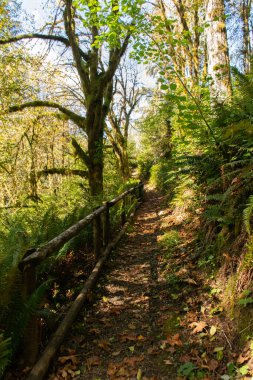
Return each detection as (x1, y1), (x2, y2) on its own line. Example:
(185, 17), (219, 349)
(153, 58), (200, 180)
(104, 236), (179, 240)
(8, 280), (51, 353)
(206, 193), (225, 202)
(243, 195), (253, 235)
(0, 336), (12, 377)
(204, 204), (224, 223)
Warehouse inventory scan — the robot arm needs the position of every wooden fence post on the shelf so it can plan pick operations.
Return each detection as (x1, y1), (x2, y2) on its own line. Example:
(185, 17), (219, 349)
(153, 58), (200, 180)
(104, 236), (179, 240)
(93, 212), (102, 260)
(138, 181), (144, 201)
(121, 197), (126, 226)
(103, 201), (111, 248)
(22, 263), (40, 366)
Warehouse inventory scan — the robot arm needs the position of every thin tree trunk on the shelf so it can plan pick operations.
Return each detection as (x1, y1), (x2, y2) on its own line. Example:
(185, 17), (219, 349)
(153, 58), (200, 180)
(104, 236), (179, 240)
(205, 0), (232, 103)
(242, 0), (252, 73)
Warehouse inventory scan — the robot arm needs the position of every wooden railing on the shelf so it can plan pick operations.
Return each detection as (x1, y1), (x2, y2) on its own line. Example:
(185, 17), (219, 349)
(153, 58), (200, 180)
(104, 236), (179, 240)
(19, 182), (144, 378)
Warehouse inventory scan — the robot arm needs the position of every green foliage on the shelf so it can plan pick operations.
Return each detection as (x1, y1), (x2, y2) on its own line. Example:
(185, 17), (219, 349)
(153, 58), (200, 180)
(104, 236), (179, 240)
(0, 335), (11, 377)
(158, 230), (181, 250)
(243, 195), (253, 235)
(178, 362), (206, 379)
(74, 0), (145, 48)
(238, 297), (253, 306)
(150, 161), (172, 191)
(178, 362), (196, 377)
(0, 280), (50, 375)
(9, 280), (51, 352)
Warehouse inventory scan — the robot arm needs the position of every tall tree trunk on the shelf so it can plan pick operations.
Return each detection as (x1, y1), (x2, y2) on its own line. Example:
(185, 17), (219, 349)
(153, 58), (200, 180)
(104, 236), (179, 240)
(86, 95), (104, 196)
(106, 126), (130, 182)
(205, 0), (232, 103)
(242, 0), (252, 73)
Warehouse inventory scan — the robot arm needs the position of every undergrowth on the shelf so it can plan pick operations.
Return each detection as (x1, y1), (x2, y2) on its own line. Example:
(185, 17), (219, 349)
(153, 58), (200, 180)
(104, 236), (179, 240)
(0, 168), (137, 375)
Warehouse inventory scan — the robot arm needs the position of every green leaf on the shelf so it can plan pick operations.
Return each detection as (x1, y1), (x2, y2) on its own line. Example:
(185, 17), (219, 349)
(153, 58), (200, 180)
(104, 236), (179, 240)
(214, 346), (224, 361)
(239, 365), (249, 375)
(210, 326), (217, 336)
(238, 297), (253, 306)
(214, 347), (224, 352)
(137, 368), (142, 380)
(161, 84), (168, 90)
(129, 346), (135, 353)
(170, 83), (177, 91)
(196, 26), (205, 33)
(178, 362), (196, 377)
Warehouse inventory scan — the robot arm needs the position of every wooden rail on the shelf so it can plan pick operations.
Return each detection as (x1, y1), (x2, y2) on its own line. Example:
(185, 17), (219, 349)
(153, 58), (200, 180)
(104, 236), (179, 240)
(19, 182), (144, 376)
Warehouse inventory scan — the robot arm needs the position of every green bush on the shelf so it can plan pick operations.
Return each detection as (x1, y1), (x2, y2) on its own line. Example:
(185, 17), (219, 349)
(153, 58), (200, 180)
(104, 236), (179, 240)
(150, 160), (172, 191)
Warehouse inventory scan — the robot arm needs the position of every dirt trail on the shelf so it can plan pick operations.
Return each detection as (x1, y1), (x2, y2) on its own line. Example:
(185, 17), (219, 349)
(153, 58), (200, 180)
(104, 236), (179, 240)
(47, 186), (253, 380)
(49, 188), (179, 380)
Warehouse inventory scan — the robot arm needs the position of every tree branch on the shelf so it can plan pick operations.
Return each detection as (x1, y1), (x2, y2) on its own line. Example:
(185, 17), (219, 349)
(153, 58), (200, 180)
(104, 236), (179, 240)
(38, 168), (88, 178)
(9, 101), (86, 129)
(0, 33), (89, 61)
(64, 0), (90, 94)
(103, 33), (131, 84)
(71, 137), (90, 167)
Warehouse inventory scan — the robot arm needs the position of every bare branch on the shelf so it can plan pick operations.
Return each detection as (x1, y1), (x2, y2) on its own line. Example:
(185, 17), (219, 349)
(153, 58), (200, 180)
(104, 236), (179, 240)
(0, 33), (89, 61)
(8, 101), (86, 129)
(64, 0), (91, 94)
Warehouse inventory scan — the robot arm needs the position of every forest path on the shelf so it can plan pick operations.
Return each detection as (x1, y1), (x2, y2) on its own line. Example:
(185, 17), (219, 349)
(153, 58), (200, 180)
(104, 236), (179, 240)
(49, 188), (184, 380)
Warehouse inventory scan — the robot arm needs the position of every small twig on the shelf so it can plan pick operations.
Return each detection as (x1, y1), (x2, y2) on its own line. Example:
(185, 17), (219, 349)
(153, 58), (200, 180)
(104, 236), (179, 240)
(239, 322), (253, 334)
(222, 329), (232, 350)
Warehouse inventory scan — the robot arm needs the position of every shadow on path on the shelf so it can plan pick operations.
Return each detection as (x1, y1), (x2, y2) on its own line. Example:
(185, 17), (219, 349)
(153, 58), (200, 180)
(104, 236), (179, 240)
(49, 188), (180, 380)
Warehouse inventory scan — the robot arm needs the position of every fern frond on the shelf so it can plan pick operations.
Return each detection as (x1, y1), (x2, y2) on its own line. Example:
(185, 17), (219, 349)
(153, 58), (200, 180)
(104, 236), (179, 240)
(204, 204), (224, 222)
(206, 194), (225, 202)
(0, 335), (12, 377)
(9, 280), (51, 352)
(223, 158), (253, 169)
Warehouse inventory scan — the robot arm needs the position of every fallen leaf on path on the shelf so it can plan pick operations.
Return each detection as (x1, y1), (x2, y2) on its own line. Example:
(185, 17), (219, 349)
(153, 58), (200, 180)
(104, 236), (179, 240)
(100, 317), (113, 327)
(208, 359), (219, 371)
(58, 355), (79, 365)
(184, 278), (197, 285)
(129, 345), (135, 353)
(189, 321), (207, 334)
(128, 323), (136, 330)
(97, 339), (111, 351)
(89, 327), (100, 334)
(118, 367), (130, 376)
(237, 353), (250, 364)
(209, 326), (217, 336)
(160, 306), (170, 311)
(112, 350), (121, 356)
(120, 333), (137, 342)
(162, 333), (183, 347)
(137, 368), (142, 380)
(164, 359), (173, 365)
(180, 354), (191, 363)
(123, 356), (144, 366)
(107, 362), (117, 376)
(86, 356), (101, 369)
(147, 346), (160, 355)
